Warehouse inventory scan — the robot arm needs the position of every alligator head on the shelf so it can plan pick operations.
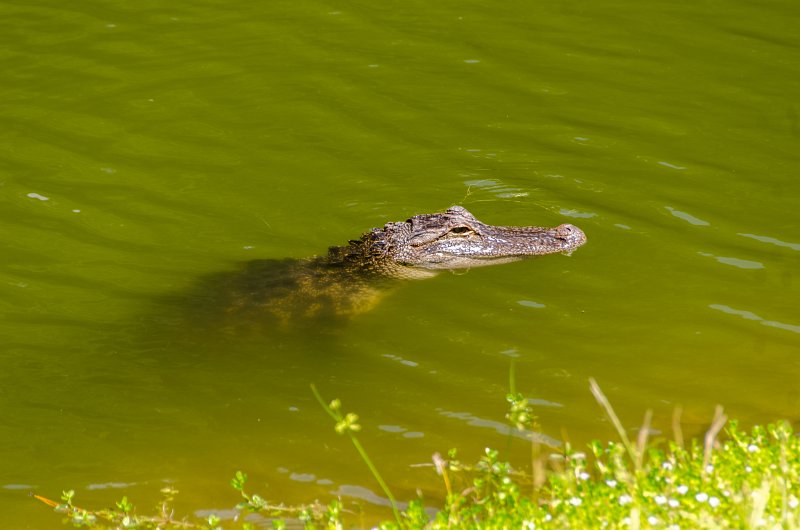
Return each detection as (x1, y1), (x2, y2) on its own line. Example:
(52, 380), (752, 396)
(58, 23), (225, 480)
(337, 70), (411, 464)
(336, 206), (587, 279)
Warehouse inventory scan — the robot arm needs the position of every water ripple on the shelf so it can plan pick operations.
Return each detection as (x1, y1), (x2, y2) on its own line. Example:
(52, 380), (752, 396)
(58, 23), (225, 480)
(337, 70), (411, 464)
(710, 304), (800, 334)
(738, 233), (800, 251)
(698, 252), (764, 270)
(665, 206), (710, 226)
(438, 409), (559, 446)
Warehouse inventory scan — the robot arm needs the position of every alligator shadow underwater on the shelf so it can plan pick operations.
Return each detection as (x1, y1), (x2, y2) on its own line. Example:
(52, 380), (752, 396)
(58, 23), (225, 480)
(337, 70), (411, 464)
(170, 206), (587, 343)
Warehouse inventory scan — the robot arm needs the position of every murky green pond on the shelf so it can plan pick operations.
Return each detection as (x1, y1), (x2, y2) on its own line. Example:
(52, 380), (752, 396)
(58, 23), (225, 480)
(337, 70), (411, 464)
(2, 0), (798, 525)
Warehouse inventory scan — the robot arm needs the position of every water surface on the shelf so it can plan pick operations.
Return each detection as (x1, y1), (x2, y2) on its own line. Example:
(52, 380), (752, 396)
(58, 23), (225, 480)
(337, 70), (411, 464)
(1, 0), (798, 525)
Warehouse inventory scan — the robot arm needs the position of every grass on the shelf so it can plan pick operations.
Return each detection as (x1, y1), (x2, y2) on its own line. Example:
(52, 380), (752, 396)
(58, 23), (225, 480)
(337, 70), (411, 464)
(36, 379), (800, 529)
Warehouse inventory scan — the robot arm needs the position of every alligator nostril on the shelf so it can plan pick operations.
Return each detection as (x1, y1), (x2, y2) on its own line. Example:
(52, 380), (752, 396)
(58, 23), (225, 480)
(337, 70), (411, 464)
(556, 224), (574, 237)
(554, 224), (587, 244)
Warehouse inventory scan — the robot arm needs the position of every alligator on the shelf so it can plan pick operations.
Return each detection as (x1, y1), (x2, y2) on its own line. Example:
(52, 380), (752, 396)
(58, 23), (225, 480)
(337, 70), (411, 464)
(194, 206), (586, 330)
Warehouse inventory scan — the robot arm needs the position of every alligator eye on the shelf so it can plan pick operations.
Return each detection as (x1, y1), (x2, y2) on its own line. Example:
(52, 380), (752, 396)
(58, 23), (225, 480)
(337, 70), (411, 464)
(449, 226), (471, 234)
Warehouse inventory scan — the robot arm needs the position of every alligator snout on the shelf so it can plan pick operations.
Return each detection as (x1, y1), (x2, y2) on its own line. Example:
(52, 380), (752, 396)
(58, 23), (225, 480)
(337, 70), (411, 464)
(555, 223), (587, 246)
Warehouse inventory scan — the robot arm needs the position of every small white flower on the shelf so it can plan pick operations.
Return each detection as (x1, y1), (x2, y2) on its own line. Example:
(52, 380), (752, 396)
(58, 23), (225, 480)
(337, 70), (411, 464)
(571, 452), (587, 460)
(676, 485), (689, 495)
(655, 495), (667, 505)
(745, 466), (753, 472)
(709, 496), (720, 508)
(622, 517), (631, 526)
(648, 516), (659, 525)
(662, 461), (674, 470)
(523, 521), (535, 530)
(579, 472), (590, 481)
(696, 492), (709, 502)
(789, 497), (799, 509)
(545, 514), (552, 521)
(619, 494), (633, 505)
(705, 464), (714, 473)
(748, 444), (759, 453)
(669, 499), (680, 508)
(606, 479), (618, 488)
(569, 497), (582, 506)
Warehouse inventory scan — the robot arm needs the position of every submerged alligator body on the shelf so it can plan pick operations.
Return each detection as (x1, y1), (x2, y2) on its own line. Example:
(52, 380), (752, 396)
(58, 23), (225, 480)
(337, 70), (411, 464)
(198, 206), (586, 329)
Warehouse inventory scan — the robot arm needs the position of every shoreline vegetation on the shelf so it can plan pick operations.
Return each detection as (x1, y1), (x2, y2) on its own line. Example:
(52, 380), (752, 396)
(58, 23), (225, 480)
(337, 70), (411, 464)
(37, 379), (800, 529)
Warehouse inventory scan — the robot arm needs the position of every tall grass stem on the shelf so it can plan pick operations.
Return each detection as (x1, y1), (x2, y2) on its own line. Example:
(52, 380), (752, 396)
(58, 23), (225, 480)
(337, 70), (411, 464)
(310, 384), (403, 526)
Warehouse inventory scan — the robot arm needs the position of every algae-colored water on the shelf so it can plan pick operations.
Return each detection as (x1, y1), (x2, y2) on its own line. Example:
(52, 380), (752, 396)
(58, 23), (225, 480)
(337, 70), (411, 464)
(1, 0), (798, 525)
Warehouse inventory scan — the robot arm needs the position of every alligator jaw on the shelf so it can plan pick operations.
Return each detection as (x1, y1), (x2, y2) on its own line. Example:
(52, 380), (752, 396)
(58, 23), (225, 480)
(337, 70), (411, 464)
(341, 206), (587, 276)
(395, 215), (586, 271)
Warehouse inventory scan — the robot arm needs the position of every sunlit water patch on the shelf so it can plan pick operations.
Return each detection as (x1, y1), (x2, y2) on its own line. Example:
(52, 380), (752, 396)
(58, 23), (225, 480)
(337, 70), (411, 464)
(1, 0), (798, 526)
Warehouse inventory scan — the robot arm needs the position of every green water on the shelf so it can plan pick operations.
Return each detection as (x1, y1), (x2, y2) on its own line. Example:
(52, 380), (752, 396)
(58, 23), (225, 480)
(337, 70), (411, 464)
(2, 0), (798, 525)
